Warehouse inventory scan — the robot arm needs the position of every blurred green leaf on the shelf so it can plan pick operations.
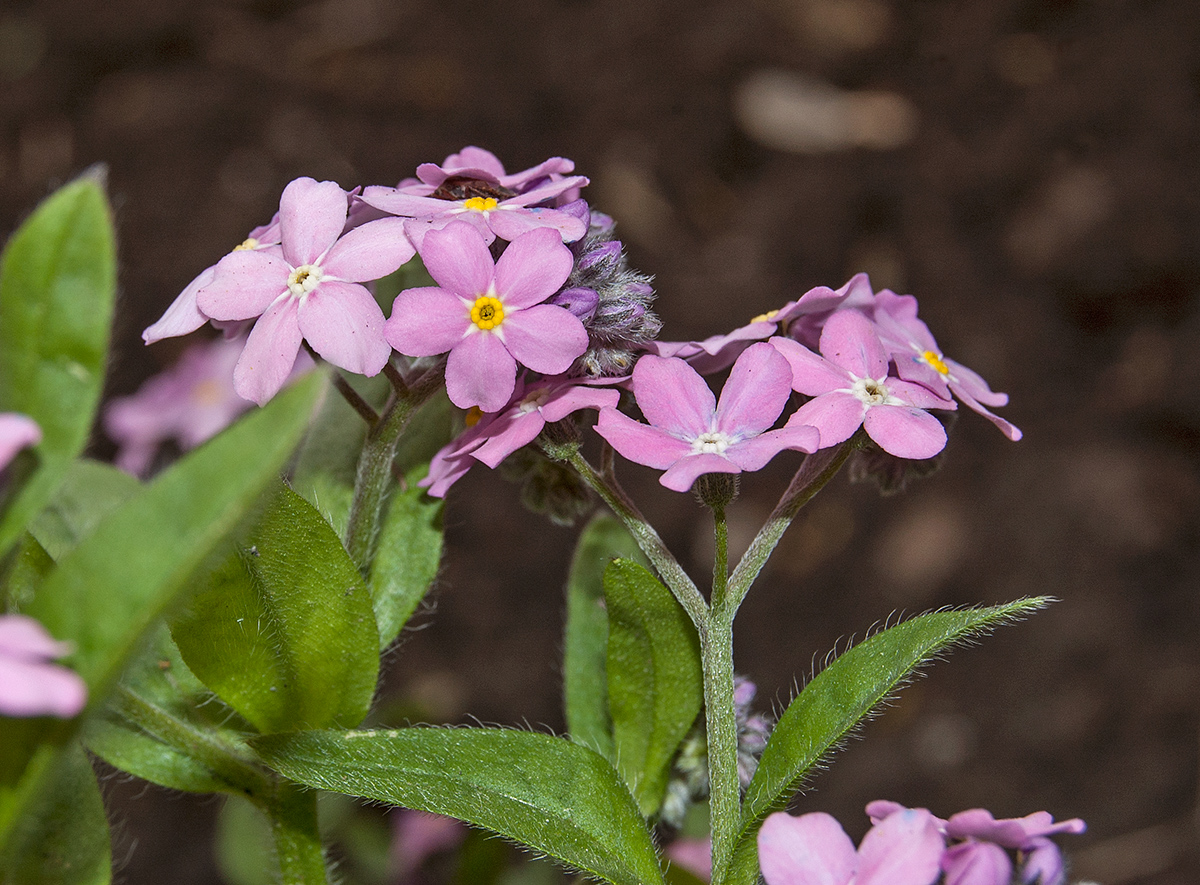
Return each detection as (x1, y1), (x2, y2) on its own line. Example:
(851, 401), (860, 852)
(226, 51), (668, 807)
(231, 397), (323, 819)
(368, 470), (443, 649)
(0, 172), (115, 559)
(28, 460), (140, 560)
(563, 516), (649, 759)
(254, 727), (666, 885)
(172, 482), (380, 733)
(0, 743), (111, 885)
(721, 598), (1052, 885)
(605, 559), (702, 818)
(215, 795), (276, 885)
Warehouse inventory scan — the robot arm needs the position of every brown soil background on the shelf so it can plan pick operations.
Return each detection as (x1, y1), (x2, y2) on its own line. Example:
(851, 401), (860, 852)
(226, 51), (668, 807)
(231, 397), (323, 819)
(3, 0), (1199, 882)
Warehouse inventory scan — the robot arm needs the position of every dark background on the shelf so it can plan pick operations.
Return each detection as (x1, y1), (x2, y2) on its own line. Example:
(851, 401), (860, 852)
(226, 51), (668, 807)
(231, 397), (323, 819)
(2, 0), (1199, 882)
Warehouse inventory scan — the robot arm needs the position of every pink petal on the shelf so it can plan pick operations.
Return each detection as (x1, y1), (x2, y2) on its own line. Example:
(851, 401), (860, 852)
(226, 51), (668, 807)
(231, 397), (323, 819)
(631, 356), (716, 440)
(385, 287), (470, 356)
(493, 228), (574, 308)
(360, 187), (454, 218)
(419, 222), (495, 297)
(856, 808), (945, 885)
(279, 177), (349, 266)
(143, 266), (213, 343)
(756, 811), (856, 885)
(472, 411), (547, 468)
(0, 656), (87, 718)
(659, 452), (741, 492)
(594, 409), (693, 470)
(0, 614), (69, 660)
(787, 392), (867, 449)
(862, 405), (947, 459)
(940, 842), (1011, 885)
(298, 281), (391, 376)
(887, 378), (956, 411)
(196, 250), (290, 321)
(947, 359), (1009, 408)
(770, 337), (851, 396)
(819, 310), (888, 378)
(234, 296), (303, 405)
(487, 205), (588, 243)
(0, 413), (42, 470)
(322, 217), (416, 282)
(445, 332), (516, 412)
(502, 176), (589, 208)
(403, 214), (496, 252)
(502, 306), (589, 375)
(715, 343), (794, 437)
(538, 385), (622, 423)
(726, 425), (819, 471)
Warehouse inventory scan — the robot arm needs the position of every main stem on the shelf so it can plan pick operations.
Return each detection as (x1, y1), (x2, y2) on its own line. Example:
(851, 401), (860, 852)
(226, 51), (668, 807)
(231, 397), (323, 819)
(264, 782), (328, 885)
(705, 505), (741, 880)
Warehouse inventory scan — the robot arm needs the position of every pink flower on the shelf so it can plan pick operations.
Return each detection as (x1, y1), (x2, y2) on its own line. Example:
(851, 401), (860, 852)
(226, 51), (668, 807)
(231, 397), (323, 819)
(757, 807), (944, 885)
(195, 177), (415, 404)
(421, 376), (620, 497)
(0, 614), (87, 718)
(595, 343), (819, 492)
(772, 310), (955, 459)
(406, 145), (579, 195)
(0, 413), (41, 471)
(384, 222), (588, 413)
(390, 810), (465, 883)
(666, 836), (712, 882)
(870, 290), (1022, 441)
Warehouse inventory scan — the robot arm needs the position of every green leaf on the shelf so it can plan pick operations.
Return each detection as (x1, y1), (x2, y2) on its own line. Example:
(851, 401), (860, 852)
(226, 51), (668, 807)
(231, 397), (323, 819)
(254, 727), (666, 885)
(563, 516), (649, 759)
(0, 743), (111, 885)
(172, 482), (380, 733)
(0, 172), (116, 558)
(214, 796), (276, 885)
(604, 559), (703, 818)
(28, 460), (141, 560)
(721, 598), (1052, 885)
(368, 471), (443, 649)
(82, 626), (255, 795)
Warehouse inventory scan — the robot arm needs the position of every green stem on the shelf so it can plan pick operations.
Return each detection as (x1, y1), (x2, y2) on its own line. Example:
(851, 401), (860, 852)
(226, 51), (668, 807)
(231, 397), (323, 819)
(726, 441), (854, 615)
(263, 781), (329, 885)
(703, 603), (739, 881)
(343, 367), (443, 572)
(111, 686), (273, 800)
(566, 449), (708, 629)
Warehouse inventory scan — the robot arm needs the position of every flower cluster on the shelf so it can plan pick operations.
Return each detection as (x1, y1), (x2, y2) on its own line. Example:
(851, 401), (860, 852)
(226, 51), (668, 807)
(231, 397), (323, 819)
(142, 148), (1018, 494)
(757, 802), (1085, 885)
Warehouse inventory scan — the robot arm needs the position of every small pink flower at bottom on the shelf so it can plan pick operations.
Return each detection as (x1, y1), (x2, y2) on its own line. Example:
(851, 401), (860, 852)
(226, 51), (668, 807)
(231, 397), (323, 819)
(0, 614), (87, 718)
(385, 221), (587, 413)
(0, 413), (41, 471)
(772, 309), (955, 459)
(596, 342), (819, 492)
(757, 807), (944, 885)
(666, 836), (712, 882)
(391, 810), (465, 883)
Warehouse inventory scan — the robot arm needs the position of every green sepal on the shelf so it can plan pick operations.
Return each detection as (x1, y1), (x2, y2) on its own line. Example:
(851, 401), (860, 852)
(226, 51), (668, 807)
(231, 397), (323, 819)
(0, 172), (116, 559)
(172, 481), (380, 733)
(253, 727), (667, 885)
(720, 598), (1052, 885)
(604, 559), (703, 818)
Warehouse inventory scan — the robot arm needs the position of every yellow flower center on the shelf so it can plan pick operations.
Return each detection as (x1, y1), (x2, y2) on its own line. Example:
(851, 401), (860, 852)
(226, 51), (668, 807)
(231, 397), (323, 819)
(921, 349), (950, 375)
(233, 237), (259, 251)
(462, 196), (499, 213)
(464, 406), (484, 427)
(751, 309), (780, 323)
(470, 295), (505, 331)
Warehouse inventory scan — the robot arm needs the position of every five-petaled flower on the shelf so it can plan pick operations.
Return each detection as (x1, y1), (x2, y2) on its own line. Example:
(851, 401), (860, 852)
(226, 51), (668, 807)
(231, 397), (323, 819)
(384, 221), (589, 413)
(194, 177), (415, 404)
(595, 342), (819, 492)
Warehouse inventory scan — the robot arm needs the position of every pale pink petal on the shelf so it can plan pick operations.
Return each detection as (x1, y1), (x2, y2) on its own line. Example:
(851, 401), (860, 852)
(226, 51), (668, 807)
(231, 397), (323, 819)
(234, 297), (303, 405)
(385, 287), (470, 356)
(726, 425), (819, 470)
(940, 842), (1010, 885)
(538, 385), (621, 423)
(0, 413), (41, 470)
(715, 343), (794, 437)
(322, 217), (416, 282)
(419, 222), (495, 297)
(951, 387), (1022, 441)
(886, 379), (956, 411)
(445, 332), (516, 412)
(862, 405), (947, 459)
(631, 356), (716, 440)
(196, 251), (290, 321)
(403, 214), (496, 251)
(487, 205), (588, 243)
(493, 228), (574, 308)
(279, 178), (349, 266)
(665, 837), (712, 882)
(787, 392), (867, 448)
(756, 811), (856, 885)
(472, 411), (547, 467)
(947, 359), (1009, 408)
(0, 656), (87, 717)
(501, 176), (589, 207)
(143, 267), (213, 343)
(360, 187), (454, 218)
(595, 409), (693, 470)
(298, 281), (390, 376)
(500, 156), (577, 189)
(659, 452), (741, 492)
(0, 614), (69, 659)
(819, 310), (888, 378)
(501, 306), (589, 375)
(770, 337), (852, 396)
(856, 808), (944, 885)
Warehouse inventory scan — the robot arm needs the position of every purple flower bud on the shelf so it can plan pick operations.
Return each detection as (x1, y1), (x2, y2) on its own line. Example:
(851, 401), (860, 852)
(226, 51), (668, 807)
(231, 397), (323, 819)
(551, 287), (600, 321)
(579, 240), (623, 271)
(557, 198), (591, 227)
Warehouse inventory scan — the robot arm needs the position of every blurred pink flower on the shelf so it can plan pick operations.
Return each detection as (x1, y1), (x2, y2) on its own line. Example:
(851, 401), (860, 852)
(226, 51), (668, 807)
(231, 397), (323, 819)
(0, 413), (40, 471)
(391, 810), (465, 883)
(0, 614), (87, 718)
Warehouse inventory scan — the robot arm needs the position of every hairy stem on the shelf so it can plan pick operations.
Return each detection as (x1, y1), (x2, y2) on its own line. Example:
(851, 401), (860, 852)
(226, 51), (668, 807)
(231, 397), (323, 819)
(264, 781), (329, 885)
